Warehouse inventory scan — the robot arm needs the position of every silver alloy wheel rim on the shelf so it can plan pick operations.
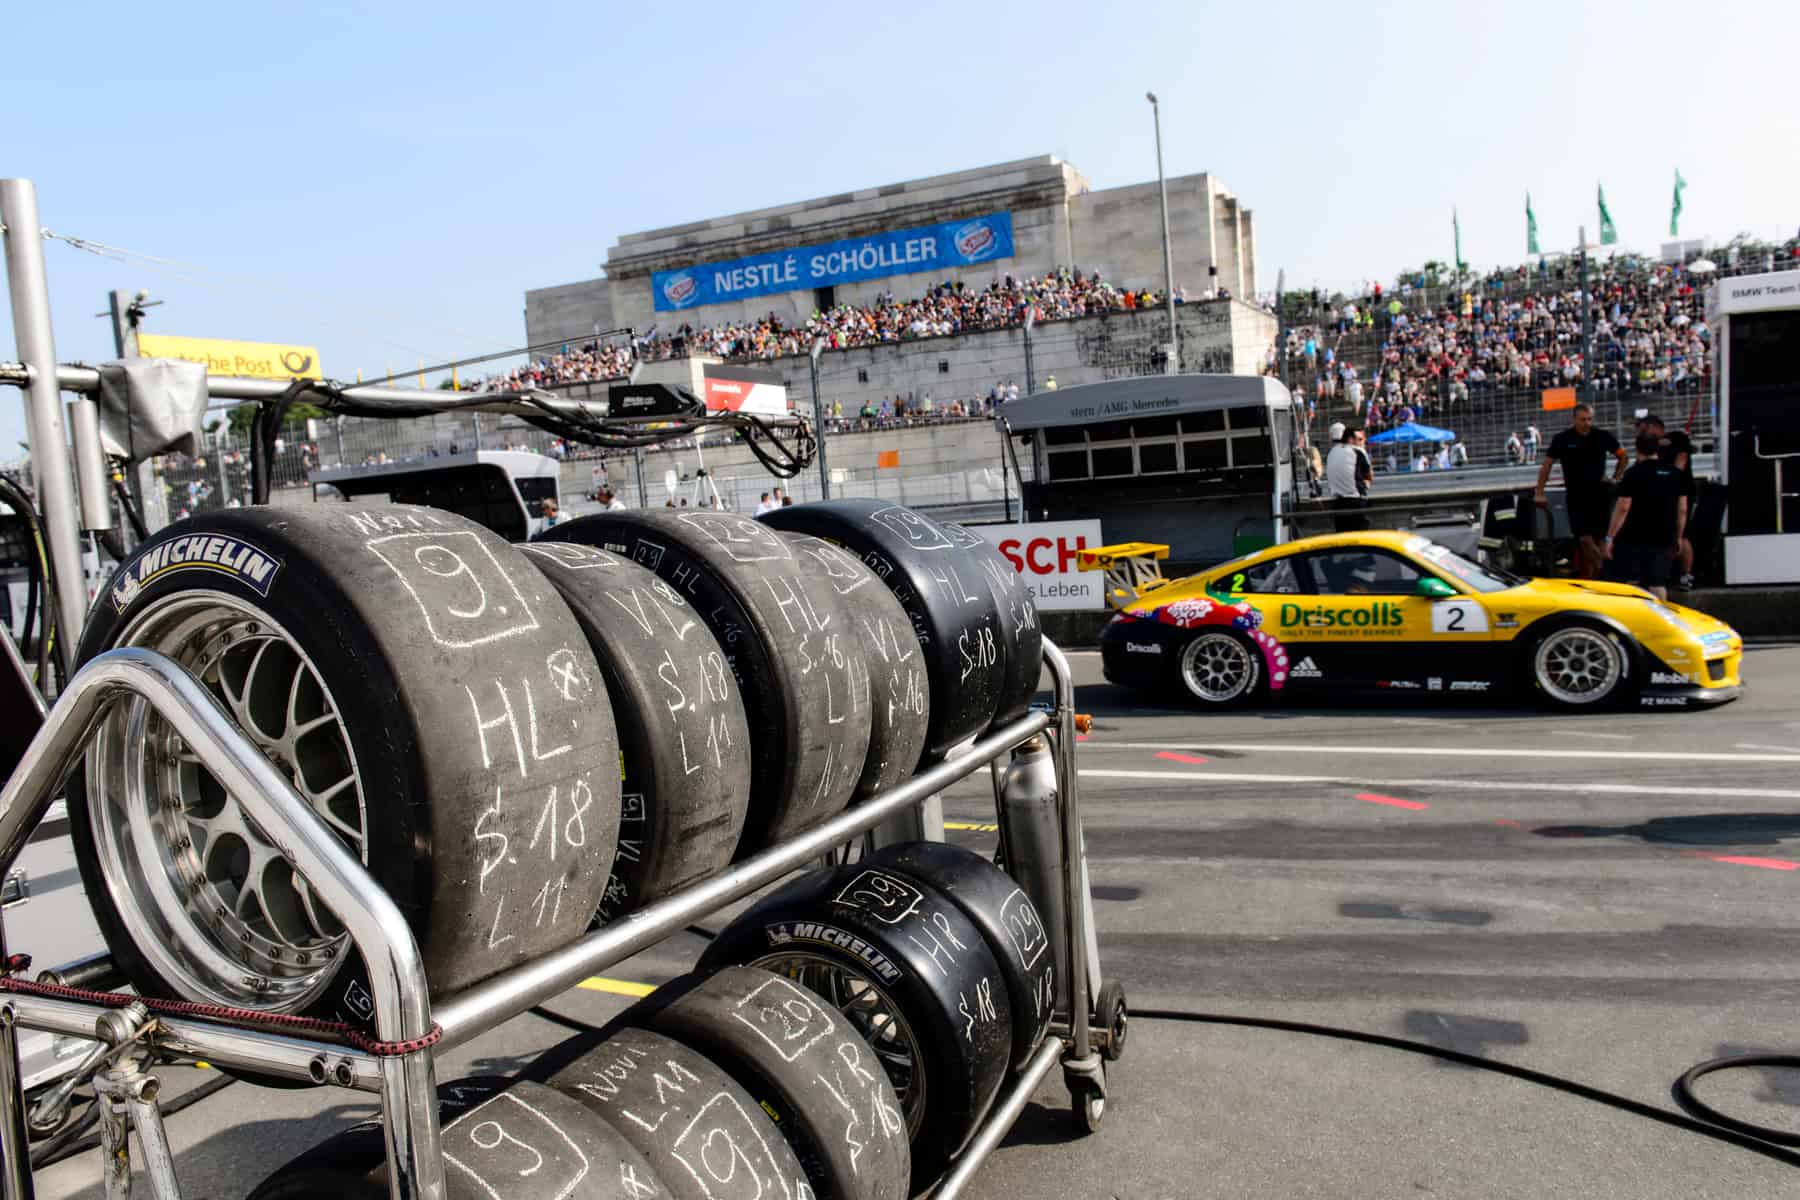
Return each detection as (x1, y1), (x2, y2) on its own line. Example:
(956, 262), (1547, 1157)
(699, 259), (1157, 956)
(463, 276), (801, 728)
(87, 591), (368, 1011)
(1535, 627), (1623, 705)
(1180, 633), (1255, 704)
(750, 951), (926, 1137)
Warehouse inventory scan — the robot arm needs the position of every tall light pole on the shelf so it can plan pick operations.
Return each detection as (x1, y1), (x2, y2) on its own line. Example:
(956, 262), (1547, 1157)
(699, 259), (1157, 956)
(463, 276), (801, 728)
(810, 338), (831, 499)
(1147, 92), (1180, 375)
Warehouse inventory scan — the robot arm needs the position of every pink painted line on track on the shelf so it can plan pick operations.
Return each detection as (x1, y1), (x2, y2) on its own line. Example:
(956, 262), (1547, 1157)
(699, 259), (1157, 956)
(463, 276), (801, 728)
(1704, 855), (1799, 871)
(1356, 792), (1430, 811)
(1155, 751), (1208, 765)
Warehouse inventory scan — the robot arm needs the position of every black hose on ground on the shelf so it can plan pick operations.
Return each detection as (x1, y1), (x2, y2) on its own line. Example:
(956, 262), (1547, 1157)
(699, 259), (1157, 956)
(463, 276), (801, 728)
(1674, 1054), (1800, 1147)
(1136, 1008), (1800, 1170)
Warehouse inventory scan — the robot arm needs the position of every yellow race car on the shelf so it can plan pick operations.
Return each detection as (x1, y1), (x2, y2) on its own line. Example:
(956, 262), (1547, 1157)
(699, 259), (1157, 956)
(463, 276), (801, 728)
(1099, 530), (1742, 710)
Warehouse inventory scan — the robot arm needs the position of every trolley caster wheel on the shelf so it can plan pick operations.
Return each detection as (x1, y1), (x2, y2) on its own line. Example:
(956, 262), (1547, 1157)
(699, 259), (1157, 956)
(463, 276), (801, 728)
(1096, 979), (1128, 1062)
(1067, 1066), (1107, 1135)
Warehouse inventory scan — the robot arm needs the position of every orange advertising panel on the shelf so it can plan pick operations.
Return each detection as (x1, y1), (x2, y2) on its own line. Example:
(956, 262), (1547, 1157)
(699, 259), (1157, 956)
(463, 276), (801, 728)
(1541, 387), (1577, 411)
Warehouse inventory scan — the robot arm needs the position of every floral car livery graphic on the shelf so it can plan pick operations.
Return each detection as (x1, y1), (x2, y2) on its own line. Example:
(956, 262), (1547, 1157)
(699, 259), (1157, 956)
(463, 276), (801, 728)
(1148, 595), (1291, 690)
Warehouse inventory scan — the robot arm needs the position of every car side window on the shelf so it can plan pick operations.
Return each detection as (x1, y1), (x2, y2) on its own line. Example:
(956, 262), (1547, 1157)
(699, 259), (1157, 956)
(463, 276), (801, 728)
(1303, 549), (1423, 596)
(1217, 556), (1303, 596)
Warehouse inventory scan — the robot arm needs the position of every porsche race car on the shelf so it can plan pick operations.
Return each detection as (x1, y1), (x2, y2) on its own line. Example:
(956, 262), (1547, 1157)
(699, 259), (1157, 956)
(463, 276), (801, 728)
(1099, 530), (1742, 710)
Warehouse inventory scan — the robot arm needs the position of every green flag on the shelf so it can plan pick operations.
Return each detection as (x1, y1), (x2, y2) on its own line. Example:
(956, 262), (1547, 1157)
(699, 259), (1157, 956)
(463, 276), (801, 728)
(1597, 183), (1618, 245)
(1526, 193), (1540, 255)
(1453, 208), (1464, 272)
(1670, 169), (1686, 237)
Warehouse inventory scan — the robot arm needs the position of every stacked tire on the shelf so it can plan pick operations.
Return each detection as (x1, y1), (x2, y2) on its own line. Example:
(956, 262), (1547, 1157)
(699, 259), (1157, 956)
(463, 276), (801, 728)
(536, 509), (936, 854)
(247, 1077), (675, 1200)
(760, 499), (1042, 756)
(250, 962), (911, 1200)
(69, 504), (626, 1030)
(69, 498), (1053, 1193)
(699, 842), (1055, 1189)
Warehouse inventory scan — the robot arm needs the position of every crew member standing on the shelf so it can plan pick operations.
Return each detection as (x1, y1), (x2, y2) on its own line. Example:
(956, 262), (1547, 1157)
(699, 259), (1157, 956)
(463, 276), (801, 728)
(1326, 426), (1371, 531)
(1603, 432), (1687, 600)
(1641, 414), (1698, 591)
(1535, 403), (1626, 579)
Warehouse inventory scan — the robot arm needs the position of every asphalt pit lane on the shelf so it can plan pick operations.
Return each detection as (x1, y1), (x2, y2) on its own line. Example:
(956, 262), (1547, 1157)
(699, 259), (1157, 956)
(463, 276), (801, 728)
(1532, 813), (1800, 847)
(1339, 902), (1492, 927)
(1401, 1010), (1529, 1066)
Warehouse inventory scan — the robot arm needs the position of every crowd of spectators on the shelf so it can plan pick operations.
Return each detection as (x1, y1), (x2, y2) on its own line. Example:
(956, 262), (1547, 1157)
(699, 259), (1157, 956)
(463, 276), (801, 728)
(481, 268), (1178, 392)
(1276, 253), (1732, 440)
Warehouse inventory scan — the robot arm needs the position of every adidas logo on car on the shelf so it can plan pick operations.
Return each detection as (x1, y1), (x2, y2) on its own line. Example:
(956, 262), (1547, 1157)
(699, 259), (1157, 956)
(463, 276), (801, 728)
(1290, 657), (1322, 678)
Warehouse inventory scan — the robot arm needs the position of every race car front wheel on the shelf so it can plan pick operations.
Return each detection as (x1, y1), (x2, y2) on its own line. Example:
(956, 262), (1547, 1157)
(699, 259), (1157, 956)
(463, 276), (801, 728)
(1530, 623), (1629, 708)
(1176, 631), (1261, 707)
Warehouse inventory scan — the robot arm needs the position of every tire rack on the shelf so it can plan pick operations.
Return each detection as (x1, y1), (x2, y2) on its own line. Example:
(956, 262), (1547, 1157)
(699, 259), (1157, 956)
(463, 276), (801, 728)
(0, 174), (1113, 1200)
(0, 639), (1102, 1200)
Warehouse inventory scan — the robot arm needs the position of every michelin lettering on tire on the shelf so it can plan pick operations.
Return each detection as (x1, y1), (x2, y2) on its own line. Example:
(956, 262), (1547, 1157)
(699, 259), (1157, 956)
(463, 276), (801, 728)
(110, 533), (283, 611)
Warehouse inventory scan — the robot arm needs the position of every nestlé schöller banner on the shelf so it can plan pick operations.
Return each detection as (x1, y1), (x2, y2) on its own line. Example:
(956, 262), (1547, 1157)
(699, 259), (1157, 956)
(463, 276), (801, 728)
(653, 212), (1014, 312)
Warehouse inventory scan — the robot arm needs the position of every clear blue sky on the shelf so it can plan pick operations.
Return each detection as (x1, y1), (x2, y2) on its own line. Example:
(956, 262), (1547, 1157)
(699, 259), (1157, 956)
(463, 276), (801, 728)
(4, 0), (1795, 455)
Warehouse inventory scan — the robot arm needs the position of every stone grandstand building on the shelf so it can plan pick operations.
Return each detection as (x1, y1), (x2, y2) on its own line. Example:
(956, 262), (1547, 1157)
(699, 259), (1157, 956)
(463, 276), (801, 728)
(524, 155), (1258, 345)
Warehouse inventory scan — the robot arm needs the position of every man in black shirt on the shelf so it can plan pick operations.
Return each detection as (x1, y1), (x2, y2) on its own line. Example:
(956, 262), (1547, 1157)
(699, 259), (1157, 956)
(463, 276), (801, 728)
(1640, 414), (1698, 590)
(1603, 432), (1688, 599)
(1536, 403), (1627, 579)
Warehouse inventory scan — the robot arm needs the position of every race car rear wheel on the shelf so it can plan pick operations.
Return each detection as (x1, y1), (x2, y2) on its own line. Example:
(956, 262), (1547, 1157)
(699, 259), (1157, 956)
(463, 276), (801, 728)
(1530, 623), (1629, 708)
(1176, 630), (1261, 707)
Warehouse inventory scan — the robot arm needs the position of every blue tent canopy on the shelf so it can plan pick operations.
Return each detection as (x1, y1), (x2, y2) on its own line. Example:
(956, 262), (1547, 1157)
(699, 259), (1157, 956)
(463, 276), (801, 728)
(1367, 421), (1457, 445)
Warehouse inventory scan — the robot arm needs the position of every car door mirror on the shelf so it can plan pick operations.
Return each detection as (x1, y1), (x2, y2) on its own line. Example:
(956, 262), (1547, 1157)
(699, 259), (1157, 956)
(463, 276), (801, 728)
(1416, 577), (1456, 599)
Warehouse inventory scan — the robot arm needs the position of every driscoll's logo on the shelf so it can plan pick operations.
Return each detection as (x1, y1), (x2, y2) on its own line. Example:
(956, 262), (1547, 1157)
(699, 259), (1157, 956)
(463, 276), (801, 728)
(1280, 603), (1405, 629)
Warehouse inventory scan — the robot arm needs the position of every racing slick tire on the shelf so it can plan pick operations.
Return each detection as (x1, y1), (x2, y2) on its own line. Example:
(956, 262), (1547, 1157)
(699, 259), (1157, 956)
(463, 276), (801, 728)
(863, 841), (1053, 1071)
(780, 533), (931, 802)
(1524, 618), (1634, 709)
(759, 500), (1007, 761)
(518, 541), (750, 922)
(625, 966), (909, 1200)
(943, 521), (1043, 729)
(1171, 628), (1264, 708)
(247, 1079), (671, 1200)
(67, 504), (620, 1035)
(698, 864), (1013, 1190)
(550, 1027), (812, 1200)
(539, 510), (871, 857)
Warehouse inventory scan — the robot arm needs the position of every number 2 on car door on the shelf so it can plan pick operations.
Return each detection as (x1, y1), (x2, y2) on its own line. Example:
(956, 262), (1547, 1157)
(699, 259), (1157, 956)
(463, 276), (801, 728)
(1430, 599), (1488, 635)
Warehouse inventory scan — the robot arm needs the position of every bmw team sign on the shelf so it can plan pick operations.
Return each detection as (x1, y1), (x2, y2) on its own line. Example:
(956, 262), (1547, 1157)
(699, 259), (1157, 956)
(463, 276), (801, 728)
(652, 212), (1015, 312)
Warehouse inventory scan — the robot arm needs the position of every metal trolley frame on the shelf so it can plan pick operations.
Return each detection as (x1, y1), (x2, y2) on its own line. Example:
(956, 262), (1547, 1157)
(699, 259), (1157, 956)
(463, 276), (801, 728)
(0, 177), (1115, 1200)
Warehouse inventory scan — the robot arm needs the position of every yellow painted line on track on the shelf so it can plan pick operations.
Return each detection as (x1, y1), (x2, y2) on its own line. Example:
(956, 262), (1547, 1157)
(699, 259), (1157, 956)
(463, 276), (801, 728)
(945, 821), (1000, 832)
(577, 976), (658, 998)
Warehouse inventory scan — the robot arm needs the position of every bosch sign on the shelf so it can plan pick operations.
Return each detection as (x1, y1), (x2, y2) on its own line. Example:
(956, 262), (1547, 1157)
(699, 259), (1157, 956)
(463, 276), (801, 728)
(970, 520), (1104, 612)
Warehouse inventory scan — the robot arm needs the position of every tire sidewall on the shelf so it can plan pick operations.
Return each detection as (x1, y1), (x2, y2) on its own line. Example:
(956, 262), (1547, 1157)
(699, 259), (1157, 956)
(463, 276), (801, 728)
(69, 505), (621, 1022)
(637, 967), (909, 1200)
(863, 842), (1053, 1071)
(68, 513), (426, 1027)
(700, 865), (1012, 1187)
